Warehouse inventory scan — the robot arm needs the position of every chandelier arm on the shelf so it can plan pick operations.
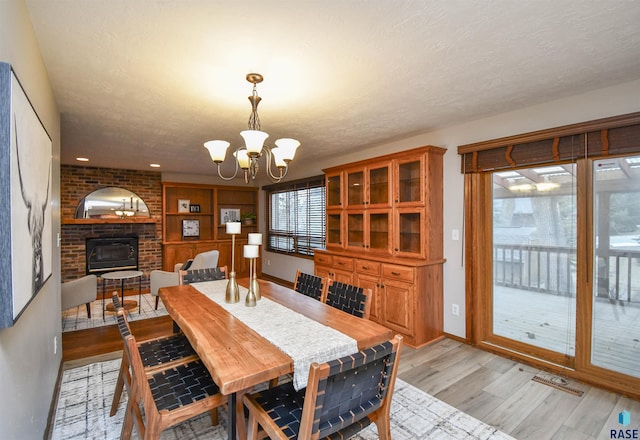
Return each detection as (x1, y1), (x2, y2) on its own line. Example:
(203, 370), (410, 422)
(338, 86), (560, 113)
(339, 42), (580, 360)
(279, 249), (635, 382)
(214, 159), (240, 181)
(263, 147), (288, 182)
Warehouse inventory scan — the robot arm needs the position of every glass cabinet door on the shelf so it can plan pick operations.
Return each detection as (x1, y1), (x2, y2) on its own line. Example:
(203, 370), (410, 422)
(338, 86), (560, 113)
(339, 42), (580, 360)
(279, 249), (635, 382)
(347, 170), (365, 207)
(326, 173), (342, 208)
(347, 212), (365, 249)
(326, 211), (343, 249)
(368, 165), (390, 207)
(368, 211), (391, 254)
(395, 209), (424, 257)
(396, 158), (424, 206)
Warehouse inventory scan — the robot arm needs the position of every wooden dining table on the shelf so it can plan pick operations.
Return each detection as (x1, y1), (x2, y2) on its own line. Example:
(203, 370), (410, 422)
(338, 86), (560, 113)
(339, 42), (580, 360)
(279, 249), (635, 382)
(159, 278), (393, 440)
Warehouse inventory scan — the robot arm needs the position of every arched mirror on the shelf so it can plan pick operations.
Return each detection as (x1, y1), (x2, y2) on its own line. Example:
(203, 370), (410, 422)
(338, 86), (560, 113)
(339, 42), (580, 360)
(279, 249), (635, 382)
(74, 187), (151, 219)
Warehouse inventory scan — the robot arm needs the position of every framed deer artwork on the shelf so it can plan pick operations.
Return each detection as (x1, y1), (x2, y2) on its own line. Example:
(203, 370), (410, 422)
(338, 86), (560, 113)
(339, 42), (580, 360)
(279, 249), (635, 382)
(0, 63), (53, 327)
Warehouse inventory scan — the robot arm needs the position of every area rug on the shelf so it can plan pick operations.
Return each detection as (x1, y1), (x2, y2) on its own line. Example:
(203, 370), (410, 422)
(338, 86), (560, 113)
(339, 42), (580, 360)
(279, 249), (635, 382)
(61, 294), (168, 332)
(50, 359), (514, 440)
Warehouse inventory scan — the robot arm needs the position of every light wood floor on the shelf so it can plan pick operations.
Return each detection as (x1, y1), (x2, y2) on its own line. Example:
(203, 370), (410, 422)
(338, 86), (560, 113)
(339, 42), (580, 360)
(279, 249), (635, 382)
(399, 338), (639, 440)
(60, 315), (637, 440)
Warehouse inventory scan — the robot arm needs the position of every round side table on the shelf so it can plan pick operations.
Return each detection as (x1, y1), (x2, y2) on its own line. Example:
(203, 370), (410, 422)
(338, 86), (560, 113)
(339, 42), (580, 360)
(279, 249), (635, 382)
(101, 270), (143, 320)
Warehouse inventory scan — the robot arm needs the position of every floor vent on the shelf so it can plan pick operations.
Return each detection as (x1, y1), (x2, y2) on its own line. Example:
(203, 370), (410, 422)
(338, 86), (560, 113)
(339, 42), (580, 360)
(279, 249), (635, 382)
(532, 374), (584, 397)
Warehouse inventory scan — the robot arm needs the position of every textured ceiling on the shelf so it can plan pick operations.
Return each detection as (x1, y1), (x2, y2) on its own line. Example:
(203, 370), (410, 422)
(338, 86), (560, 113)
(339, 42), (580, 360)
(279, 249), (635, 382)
(24, 0), (640, 180)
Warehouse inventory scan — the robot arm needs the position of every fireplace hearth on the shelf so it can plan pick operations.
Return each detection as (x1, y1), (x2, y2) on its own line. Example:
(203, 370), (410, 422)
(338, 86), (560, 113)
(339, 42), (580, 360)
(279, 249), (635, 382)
(86, 236), (139, 275)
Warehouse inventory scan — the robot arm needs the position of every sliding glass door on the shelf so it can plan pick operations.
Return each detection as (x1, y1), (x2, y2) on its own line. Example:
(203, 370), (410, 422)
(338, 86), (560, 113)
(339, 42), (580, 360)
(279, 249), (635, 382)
(492, 165), (577, 360)
(487, 156), (640, 380)
(592, 156), (640, 378)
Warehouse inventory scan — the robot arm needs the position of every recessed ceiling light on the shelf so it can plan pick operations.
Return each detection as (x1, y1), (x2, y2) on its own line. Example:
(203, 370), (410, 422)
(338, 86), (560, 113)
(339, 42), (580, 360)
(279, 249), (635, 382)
(76, 157), (89, 162)
(150, 163), (161, 168)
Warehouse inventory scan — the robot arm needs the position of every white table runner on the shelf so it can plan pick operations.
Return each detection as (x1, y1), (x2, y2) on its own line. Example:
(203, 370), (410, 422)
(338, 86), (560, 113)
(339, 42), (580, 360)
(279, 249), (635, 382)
(192, 279), (358, 390)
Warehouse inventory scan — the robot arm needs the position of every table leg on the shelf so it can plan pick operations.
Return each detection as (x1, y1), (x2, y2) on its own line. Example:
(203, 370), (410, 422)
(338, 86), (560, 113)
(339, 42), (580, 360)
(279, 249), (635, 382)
(102, 277), (106, 321)
(228, 393), (236, 440)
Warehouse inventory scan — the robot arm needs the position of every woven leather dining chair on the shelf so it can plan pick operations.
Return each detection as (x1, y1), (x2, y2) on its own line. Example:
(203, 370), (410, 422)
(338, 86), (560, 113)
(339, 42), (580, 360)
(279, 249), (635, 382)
(325, 280), (372, 319)
(116, 307), (226, 440)
(293, 270), (327, 301)
(243, 334), (403, 440)
(109, 293), (199, 417)
(179, 266), (228, 285)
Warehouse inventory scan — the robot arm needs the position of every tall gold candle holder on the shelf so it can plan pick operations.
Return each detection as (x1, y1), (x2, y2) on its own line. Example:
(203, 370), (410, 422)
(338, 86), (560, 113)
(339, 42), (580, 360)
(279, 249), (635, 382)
(244, 244), (259, 307)
(225, 222), (241, 303)
(247, 233), (262, 300)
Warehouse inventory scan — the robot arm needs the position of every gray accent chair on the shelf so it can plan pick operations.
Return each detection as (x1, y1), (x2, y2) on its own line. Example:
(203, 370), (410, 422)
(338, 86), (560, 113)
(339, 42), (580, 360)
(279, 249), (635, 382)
(150, 270), (180, 310)
(152, 250), (220, 310)
(61, 274), (98, 318)
(173, 249), (220, 272)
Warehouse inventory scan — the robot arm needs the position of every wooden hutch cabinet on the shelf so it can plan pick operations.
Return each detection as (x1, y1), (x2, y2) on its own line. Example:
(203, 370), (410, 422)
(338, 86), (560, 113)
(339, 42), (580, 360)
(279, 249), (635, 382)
(162, 182), (259, 276)
(314, 145), (445, 347)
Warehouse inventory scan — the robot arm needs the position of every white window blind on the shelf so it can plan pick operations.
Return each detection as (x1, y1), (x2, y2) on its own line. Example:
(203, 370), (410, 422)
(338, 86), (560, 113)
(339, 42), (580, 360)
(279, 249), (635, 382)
(264, 176), (325, 256)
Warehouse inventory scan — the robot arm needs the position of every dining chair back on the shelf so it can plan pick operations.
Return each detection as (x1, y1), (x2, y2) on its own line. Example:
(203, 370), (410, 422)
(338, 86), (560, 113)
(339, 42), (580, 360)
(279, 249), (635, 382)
(109, 293), (199, 418)
(116, 307), (226, 440)
(293, 270), (327, 301)
(179, 266), (228, 285)
(243, 334), (403, 440)
(325, 280), (371, 319)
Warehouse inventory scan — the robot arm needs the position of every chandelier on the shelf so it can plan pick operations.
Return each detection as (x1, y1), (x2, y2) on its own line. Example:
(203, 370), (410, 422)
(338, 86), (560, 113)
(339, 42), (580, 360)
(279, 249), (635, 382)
(204, 73), (300, 183)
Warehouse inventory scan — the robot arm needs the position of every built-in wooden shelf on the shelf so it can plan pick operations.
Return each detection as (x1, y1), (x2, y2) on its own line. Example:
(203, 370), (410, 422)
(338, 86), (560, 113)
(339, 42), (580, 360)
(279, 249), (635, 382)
(62, 218), (157, 225)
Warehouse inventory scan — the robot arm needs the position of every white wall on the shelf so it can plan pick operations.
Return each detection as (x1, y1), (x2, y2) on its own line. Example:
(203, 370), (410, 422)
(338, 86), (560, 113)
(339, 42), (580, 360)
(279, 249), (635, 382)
(0, 0), (62, 438)
(262, 78), (640, 338)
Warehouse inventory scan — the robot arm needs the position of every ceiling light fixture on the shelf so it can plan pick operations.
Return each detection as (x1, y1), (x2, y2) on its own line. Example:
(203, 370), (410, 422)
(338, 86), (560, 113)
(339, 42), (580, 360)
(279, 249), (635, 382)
(204, 73), (299, 184)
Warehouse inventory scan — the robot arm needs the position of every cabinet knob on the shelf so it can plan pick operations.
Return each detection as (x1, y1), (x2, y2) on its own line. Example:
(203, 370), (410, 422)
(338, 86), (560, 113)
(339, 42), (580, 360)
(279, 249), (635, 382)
(363, 265), (369, 270)
(391, 271), (401, 276)
(395, 199), (399, 203)
(394, 248), (399, 252)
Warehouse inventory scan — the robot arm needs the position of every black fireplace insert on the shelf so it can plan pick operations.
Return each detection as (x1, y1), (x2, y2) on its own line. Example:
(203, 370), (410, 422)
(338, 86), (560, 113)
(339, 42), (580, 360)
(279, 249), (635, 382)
(85, 236), (139, 275)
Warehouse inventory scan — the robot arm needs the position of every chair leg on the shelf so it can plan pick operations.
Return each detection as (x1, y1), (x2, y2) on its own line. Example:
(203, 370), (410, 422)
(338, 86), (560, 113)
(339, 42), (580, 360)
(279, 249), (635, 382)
(246, 410), (260, 440)
(85, 302), (91, 319)
(374, 416), (391, 440)
(120, 397), (135, 440)
(154, 296), (159, 310)
(210, 408), (219, 426)
(110, 357), (127, 416)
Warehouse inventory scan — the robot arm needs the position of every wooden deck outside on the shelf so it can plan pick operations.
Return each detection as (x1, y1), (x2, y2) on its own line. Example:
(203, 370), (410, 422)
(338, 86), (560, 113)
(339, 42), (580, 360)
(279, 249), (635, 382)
(493, 286), (640, 378)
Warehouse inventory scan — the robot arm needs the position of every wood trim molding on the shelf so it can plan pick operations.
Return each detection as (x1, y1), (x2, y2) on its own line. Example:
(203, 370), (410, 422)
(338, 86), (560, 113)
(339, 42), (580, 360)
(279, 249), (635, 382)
(458, 111), (640, 154)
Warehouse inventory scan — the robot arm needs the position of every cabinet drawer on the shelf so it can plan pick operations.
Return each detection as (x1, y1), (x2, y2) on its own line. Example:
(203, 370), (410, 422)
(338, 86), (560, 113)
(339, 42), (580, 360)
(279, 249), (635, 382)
(314, 254), (333, 266)
(382, 264), (414, 282)
(333, 256), (354, 271)
(355, 259), (380, 276)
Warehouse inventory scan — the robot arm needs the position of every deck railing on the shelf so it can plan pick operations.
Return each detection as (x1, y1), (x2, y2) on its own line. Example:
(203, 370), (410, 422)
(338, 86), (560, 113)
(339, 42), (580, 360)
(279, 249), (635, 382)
(493, 244), (640, 303)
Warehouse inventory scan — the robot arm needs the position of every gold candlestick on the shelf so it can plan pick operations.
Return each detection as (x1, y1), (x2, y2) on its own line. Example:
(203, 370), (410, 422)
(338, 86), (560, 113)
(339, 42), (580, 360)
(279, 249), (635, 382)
(245, 257), (257, 307)
(225, 223), (241, 303)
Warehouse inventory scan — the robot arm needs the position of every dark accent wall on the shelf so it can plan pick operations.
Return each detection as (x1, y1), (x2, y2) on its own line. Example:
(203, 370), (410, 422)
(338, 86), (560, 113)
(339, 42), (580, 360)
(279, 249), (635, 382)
(60, 165), (162, 291)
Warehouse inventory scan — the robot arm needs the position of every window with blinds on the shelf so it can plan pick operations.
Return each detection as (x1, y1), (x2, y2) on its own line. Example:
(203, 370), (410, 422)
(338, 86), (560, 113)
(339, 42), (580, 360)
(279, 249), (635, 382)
(264, 176), (326, 257)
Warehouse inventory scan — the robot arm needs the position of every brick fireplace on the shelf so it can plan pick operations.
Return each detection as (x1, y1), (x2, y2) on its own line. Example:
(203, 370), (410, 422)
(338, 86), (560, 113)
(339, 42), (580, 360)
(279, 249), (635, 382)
(61, 165), (162, 292)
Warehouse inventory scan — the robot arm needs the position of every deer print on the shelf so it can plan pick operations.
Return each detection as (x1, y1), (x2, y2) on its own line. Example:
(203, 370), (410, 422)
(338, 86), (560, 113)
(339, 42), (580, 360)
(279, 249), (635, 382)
(14, 114), (51, 295)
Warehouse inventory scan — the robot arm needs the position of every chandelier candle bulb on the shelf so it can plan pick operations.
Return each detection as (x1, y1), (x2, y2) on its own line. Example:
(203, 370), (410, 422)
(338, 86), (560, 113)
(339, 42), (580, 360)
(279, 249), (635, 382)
(226, 221), (241, 235)
(248, 233), (262, 245)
